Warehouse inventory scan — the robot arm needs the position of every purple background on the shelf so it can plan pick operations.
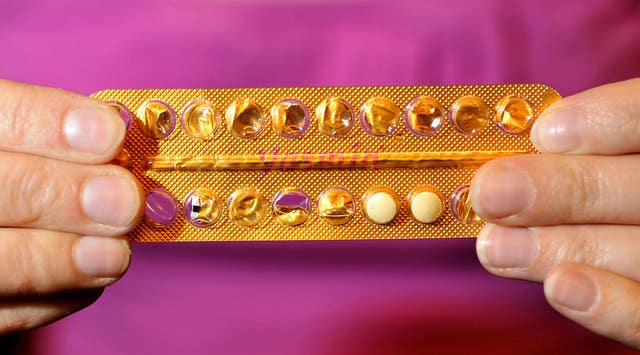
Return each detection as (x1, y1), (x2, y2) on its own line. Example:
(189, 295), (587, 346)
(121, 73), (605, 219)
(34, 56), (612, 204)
(1, 0), (639, 353)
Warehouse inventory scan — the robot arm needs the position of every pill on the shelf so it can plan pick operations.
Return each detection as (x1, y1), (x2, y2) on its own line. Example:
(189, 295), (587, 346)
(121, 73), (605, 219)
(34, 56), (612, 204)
(137, 100), (177, 139)
(362, 187), (400, 224)
(317, 186), (356, 225)
(450, 96), (490, 136)
(106, 100), (133, 131)
(495, 95), (534, 134)
(404, 96), (445, 137)
(144, 188), (179, 228)
(450, 184), (482, 224)
(315, 98), (355, 138)
(271, 99), (310, 139)
(272, 188), (312, 226)
(406, 186), (444, 224)
(183, 189), (223, 228)
(359, 97), (401, 137)
(225, 99), (265, 139)
(228, 188), (267, 227)
(181, 99), (220, 140)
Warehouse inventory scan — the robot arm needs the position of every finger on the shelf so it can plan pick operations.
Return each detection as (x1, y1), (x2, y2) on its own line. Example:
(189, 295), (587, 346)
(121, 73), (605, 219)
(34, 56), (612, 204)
(544, 264), (640, 349)
(470, 153), (640, 226)
(0, 289), (102, 335)
(477, 223), (640, 283)
(0, 79), (125, 164)
(0, 151), (143, 235)
(0, 229), (130, 298)
(531, 78), (640, 155)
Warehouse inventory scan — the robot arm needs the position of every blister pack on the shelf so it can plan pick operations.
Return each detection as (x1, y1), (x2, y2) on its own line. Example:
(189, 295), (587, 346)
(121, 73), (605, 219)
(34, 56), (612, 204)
(92, 84), (560, 242)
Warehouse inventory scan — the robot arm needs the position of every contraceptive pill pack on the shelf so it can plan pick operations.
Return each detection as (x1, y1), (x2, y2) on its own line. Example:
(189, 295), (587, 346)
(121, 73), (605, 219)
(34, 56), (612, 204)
(93, 84), (560, 242)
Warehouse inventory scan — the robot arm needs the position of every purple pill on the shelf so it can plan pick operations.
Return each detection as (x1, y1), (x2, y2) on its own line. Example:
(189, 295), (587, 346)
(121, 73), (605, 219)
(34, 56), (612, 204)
(145, 188), (179, 228)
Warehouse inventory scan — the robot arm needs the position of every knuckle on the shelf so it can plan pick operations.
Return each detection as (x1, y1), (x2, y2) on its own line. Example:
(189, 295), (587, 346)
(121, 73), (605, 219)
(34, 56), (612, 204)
(610, 91), (640, 135)
(13, 236), (41, 296)
(565, 160), (608, 222)
(2, 230), (44, 296)
(0, 84), (38, 146)
(3, 159), (60, 226)
(546, 229), (605, 267)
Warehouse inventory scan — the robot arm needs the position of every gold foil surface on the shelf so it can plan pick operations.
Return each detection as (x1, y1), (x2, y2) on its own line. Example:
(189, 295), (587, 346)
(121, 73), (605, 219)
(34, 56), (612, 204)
(92, 84), (560, 242)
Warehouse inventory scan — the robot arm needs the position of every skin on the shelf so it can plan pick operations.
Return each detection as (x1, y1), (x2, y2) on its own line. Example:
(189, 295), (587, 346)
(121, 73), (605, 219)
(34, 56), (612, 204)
(472, 78), (640, 348)
(0, 79), (144, 334)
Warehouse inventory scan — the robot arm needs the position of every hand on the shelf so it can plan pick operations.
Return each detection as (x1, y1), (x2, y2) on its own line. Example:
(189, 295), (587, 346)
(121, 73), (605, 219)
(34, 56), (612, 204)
(0, 79), (143, 334)
(472, 78), (640, 347)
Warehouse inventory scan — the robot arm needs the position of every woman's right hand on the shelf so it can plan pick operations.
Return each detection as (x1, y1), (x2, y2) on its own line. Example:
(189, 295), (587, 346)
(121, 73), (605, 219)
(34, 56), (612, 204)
(473, 79), (640, 348)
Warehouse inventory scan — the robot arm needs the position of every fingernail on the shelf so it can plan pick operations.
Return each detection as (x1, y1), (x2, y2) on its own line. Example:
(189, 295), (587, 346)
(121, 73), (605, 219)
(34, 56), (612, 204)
(477, 226), (539, 269)
(81, 176), (140, 227)
(472, 165), (534, 219)
(64, 106), (124, 154)
(74, 236), (131, 278)
(531, 108), (583, 153)
(546, 268), (597, 312)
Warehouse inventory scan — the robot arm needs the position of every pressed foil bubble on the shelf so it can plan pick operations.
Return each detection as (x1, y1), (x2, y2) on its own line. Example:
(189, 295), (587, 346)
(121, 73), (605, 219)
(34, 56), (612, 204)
(272, 188), (312, 226)
(495, 95), (535, 134)
(137, 100), (177, 140)
(181, 99), (220, 140)
(450, 96), (490, 136)
(271, 99), (311, 139)
(225, 99), (265, 139)
(317, 186), (356, 226)
(316, 98), (355, 138)
(359, 97), (401, 137)
(183, 189), (223, 228)
(404, 96), (445, 137)
(228, 188), (267, 227)
(450, 184), (481, 224)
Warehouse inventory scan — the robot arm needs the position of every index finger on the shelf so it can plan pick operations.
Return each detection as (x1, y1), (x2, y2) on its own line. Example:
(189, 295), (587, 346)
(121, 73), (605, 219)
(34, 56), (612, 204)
(531, 78), (640, 155)
(0, 79), (125, 164)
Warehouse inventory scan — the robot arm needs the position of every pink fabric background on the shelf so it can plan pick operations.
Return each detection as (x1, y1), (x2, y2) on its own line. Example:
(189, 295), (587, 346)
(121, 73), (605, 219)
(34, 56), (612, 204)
(1, 0), (639, 353)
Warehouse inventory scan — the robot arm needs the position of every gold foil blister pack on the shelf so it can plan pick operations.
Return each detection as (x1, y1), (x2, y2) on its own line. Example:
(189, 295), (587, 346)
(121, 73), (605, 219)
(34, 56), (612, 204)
(92, 84), (560, 242)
